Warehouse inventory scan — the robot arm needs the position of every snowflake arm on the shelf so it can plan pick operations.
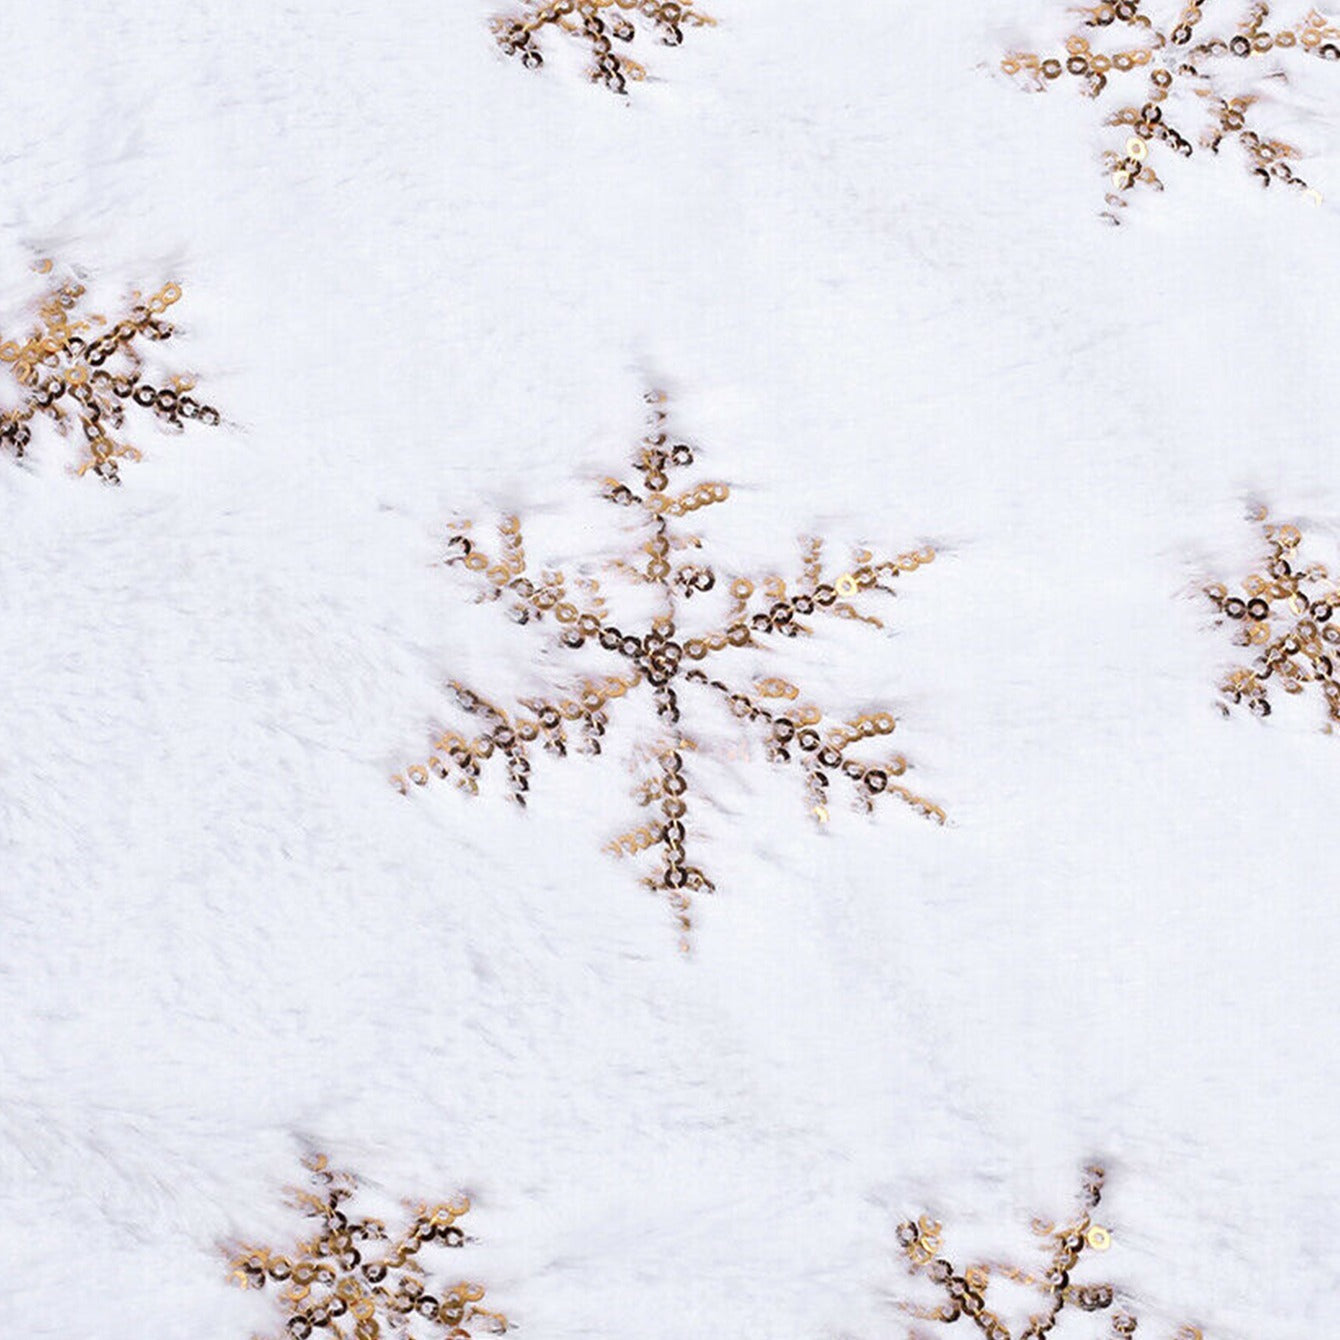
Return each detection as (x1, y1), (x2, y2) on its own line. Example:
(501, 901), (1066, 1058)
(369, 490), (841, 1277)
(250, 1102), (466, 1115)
(0, 259), (221, 481)
(1205, 510), (1340, 725)
(228, 1156), (507, 1340)
(492, 0), (715, 94)
(1001, 3), (1337, 220)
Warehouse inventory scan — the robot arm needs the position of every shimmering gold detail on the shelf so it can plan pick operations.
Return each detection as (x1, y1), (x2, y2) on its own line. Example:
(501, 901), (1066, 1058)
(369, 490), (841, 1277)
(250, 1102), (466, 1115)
(903, 1214), (944, 1267)
(1002, 3), (1340, 220)
(0, 260), (220, 481)
(492, 0), (716, 94)
(1206, 508), (1340, 727)
(228, 1155), (507, 1340)
(897, 1168), (1218, 1340)
(392, 390), (944, 948)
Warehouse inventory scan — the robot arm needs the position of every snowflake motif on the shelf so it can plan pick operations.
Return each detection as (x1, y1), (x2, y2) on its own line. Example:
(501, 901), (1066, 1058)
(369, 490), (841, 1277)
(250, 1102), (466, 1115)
(0, 258), (220, 482)
(392, 390), (945, 949)
(1001, 2), (1338, 222)
(492, 0), (715, 94)
(896, 1167), (1205, 1340)
(227, 1155), (507, 1340)
(1205, 507), (1340, 726)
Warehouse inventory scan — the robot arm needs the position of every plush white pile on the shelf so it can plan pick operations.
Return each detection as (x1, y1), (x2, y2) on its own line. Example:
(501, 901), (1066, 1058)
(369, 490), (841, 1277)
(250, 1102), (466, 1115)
(2, 4), (1337, 1337)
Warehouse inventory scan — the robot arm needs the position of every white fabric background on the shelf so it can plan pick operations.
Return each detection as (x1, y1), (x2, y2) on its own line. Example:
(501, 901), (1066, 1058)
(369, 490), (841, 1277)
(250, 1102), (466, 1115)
(1, 3), (1337, 1336)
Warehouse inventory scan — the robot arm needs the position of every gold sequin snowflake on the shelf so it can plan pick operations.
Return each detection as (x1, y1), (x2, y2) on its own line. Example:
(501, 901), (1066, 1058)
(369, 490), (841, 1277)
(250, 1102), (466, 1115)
(492, 0), (715, 93)
(1205, 507), (1340, 726)
(1002, 3), (1337, 221)
(897, 1167), (1205, 1339)
(0, 258), (220, 481)
(392, 390), (944, 949)
(228, 1155), (507, 1340)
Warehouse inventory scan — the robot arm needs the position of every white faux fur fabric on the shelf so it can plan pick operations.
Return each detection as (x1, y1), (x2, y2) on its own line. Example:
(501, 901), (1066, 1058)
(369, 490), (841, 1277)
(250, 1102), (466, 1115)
(2, 4), (1338, 1338)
